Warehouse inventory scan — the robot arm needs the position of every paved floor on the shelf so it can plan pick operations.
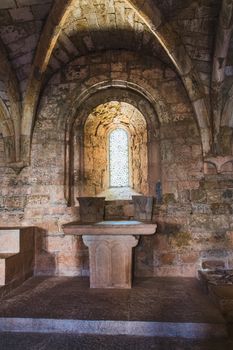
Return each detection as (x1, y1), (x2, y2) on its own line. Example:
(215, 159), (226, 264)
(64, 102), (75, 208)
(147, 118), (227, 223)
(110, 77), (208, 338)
(0, 277), (226, 323)
(0, 277), (231, 349)
(0, 333), (232, 350)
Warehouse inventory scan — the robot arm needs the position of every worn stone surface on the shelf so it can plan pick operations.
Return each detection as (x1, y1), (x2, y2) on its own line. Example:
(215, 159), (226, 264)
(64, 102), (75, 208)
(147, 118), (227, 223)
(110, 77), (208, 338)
(0, 276), (226, 324)
(0, 227), (34, 288)
(77, 197), (105, 223)
(83, 235), (139, 288)
(199, 270), (233, 286)
(0, 333), (232, 350)
(199, 269), (233, 327)
(63, 220), (156, 288)
(0, 0), (232, 283)
(132, 196), (154, 222)
(83, 102), (148, 196)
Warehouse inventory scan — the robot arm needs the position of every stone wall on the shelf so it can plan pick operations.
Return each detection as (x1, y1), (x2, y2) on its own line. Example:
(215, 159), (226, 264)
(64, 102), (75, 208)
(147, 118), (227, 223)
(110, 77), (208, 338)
(135, 173), (233, 277)
(83, 101), (148, 196)
(0, 48), (232, 278)
(0, 134), (5, 165)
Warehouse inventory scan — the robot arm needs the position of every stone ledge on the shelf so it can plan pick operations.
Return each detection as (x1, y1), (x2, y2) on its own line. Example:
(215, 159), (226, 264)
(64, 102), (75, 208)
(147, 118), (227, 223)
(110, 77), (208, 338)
(198, 270), (233, 324)
(0, 318), (228, 339)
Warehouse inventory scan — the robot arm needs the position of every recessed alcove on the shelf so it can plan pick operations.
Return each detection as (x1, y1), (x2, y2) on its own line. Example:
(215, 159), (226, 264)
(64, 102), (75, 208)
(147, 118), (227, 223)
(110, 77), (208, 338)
(68, 92), (161, 204)
(1, 2), (233, 345)
(83, 101), (148, 199)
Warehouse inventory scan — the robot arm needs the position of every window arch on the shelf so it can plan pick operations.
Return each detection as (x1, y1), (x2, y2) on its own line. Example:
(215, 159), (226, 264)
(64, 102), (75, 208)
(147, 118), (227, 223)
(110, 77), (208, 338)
(109, 128), (129, 187)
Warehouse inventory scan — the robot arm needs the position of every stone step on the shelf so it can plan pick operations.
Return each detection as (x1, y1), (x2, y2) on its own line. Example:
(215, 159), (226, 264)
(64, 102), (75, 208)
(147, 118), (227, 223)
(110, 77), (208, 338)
(1, 333), (232, 350)
(0, 318), (228, 339)
(0, 276), (228, 340)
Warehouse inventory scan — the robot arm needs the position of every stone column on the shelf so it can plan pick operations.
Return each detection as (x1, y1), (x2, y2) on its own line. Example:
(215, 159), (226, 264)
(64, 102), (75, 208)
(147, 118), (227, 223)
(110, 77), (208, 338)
(83, 235), (139, 288)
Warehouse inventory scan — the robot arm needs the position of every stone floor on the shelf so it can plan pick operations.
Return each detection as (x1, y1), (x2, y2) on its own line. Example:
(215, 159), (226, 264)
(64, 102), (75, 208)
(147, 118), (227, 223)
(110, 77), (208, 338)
(0, 277), (226, 323)
(0, 333), (232, 350)
(0, 276), (232, 349)
(199, 270), (233, 326)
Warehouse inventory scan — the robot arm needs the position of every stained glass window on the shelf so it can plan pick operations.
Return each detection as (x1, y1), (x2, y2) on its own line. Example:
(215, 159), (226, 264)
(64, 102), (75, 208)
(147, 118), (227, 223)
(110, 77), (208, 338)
(109, 128), (129, 187)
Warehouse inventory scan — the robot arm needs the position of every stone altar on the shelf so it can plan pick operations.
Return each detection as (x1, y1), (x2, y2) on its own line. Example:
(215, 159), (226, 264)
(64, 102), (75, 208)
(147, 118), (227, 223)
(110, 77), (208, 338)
(63, 220), (157, 288)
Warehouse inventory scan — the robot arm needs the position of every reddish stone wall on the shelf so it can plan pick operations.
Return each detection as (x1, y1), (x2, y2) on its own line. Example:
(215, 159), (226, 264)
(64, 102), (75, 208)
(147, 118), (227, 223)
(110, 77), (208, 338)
(0, 50), (232, 278)
(83, 101), (148, 196)
(135, 173), (233, 277)
(0, 134), (5, 165)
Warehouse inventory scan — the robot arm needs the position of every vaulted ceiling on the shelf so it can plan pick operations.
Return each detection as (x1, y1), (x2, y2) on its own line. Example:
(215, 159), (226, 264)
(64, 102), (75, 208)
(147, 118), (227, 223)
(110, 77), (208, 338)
(0, 0), (232, 167)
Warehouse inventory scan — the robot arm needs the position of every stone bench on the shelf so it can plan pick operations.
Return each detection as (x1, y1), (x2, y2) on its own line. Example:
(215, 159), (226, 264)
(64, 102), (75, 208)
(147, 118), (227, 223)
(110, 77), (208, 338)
(0, 228), (34, 290)
(0, 253), (20, 286)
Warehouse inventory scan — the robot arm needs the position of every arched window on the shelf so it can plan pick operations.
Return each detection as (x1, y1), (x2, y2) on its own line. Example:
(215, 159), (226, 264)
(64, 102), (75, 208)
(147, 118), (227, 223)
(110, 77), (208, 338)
(109, 128), (129, 187)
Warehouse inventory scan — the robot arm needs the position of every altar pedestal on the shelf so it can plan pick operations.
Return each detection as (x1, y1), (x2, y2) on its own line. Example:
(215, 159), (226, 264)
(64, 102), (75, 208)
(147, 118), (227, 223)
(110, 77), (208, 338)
(63, 220), (156, 289)
(83, 235), (138, 288)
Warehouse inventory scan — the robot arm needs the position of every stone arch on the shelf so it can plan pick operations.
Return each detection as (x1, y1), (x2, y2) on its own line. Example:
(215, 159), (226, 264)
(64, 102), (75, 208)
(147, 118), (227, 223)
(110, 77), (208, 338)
(222, 90), (233, 128)
(0, 39), (21, 163)
(33, 50), (202, 203)
(0, 98), (16, 163)
(220, 87), (233, 155)
(21, 0), (211, 165)
(67, 80), (167, 127)
(125, 0), (211, 154)
(20, 0), (76, 163)
(58, 52), (204, 133)
(0, 98), (14, 137)
(211, 0), (233, 149)
(64, 86), (161, 205)
(36, 50), (185, 134)
(83, 102), (148, 197)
